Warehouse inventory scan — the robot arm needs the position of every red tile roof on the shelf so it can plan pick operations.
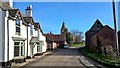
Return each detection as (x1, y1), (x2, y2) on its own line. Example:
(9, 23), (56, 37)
(43, 34), (65, 42)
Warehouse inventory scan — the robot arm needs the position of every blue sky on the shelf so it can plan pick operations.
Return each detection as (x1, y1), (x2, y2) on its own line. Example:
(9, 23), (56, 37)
(13, 2), (118, 35)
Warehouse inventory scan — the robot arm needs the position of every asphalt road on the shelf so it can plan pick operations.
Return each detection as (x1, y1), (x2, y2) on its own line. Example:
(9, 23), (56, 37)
(20, 47), (108, 68)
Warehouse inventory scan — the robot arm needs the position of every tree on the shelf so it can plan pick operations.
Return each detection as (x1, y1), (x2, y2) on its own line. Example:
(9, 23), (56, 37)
(70, 30), (84, 44)
(66, 32), (73, 45)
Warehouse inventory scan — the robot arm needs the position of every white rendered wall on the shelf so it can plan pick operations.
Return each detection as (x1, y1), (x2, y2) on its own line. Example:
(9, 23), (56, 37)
(8, 19), (15, 61)
(27, 26), (32, 57)
(21, 24), (27, 57)
(0, 8), (4, 62)
(4, 15), (8, 62)
(39, 31), (47, 52)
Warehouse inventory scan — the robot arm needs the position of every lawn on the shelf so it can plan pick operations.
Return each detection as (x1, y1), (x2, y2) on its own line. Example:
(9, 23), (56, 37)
(71, 43), (85, 47)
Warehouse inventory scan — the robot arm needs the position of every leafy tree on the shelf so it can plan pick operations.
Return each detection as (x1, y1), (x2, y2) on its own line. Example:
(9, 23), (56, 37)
(70, 30), (84, 44)
(66, 32), (73, 45)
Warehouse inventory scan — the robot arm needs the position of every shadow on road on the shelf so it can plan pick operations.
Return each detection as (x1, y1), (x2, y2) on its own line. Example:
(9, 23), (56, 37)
(50, 47), (83, 56)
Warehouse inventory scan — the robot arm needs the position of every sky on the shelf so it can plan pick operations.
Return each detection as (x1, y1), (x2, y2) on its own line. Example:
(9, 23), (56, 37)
(13, 2), (119, 35)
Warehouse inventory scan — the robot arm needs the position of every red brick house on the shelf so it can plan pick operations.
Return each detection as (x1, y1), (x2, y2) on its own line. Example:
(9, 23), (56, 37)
(85, 19), (116, 57)
(89, 25), (115, 52)
(85, 19), (103, 48)
(43, 33), (66, 50)
(43, 22), (68, 50)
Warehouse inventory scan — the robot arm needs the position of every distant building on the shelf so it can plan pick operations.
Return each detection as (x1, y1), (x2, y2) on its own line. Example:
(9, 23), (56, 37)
(43, 33), (66, 50)
(61, 22), (68, 37)
(43, 22), (68, 50)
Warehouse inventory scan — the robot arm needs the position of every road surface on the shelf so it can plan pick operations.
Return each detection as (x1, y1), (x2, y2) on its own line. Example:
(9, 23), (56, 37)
(21, 47), (107, 68)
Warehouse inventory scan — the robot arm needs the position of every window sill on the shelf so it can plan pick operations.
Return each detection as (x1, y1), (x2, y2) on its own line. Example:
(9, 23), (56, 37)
(13, 56), (25, 60)
(15, 33), (21, 35)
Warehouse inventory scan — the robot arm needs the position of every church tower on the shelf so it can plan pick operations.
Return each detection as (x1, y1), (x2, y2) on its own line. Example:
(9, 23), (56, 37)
(61, 22), (68, 36)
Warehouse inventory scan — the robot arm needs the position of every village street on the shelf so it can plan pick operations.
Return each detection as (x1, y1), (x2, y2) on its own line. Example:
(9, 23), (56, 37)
(20, 47), (107, 68)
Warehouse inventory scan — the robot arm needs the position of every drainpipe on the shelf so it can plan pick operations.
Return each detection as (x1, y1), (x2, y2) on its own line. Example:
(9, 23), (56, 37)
(7, 19), (9, 63)
(6, 10), (10, 67)
(26, 26), (28, 58)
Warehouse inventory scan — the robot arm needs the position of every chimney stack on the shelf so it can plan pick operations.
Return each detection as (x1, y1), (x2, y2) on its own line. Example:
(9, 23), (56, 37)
(25, 5), (32, 17)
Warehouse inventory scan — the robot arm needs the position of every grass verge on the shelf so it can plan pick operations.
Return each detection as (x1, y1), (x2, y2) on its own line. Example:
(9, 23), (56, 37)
(71, 43), (85, 47)
(79, 47), (120, 67)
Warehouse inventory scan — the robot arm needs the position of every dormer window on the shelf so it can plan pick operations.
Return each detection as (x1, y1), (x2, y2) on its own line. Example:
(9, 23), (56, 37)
(16, 18), (20, 35)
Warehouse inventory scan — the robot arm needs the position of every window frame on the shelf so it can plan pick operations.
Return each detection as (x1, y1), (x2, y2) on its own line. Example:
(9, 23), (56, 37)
(14, 41), (24, 57)
(37, 42), (44, 52)
(15, 16), (21, 35)
(29, 24), (33, 36)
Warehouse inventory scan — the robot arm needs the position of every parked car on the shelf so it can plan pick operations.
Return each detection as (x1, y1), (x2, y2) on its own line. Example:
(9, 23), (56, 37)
(64, 44), (70, 49)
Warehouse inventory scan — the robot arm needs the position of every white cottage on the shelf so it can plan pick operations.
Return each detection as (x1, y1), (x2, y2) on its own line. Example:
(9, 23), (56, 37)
(0, 2), (26, 66)
(23, 6), (47, 58)
(0, 1), (47, 67)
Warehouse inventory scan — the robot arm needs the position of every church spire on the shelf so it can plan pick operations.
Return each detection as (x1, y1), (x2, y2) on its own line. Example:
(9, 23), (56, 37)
(61, 21), (68, 35)
(61, 21), (66, 29)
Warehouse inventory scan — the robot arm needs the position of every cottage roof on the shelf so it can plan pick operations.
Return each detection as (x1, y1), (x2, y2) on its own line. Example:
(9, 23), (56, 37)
(53, 34), (65, 42)
(85, 19), (104, 39)
(34, 23), (40, 30)
(23, 17), (34, 24)
(92, 25), (115, 41)
(34, 23), (43, 33)
(43, 34), (65, 42)
(2, 2), (12, 10)
(89, 19), (103, 32)
(2, 2), (22, 18)
(20, 12), (28, 25)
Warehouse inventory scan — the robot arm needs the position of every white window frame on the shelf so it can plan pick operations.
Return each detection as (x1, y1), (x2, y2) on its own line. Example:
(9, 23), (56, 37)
(14, 41), (24, 57)
(29, 24), (33, 36)
(15, 16), (21, 35)
(37, 44), (41, 52)
(37, 42), (44, 52)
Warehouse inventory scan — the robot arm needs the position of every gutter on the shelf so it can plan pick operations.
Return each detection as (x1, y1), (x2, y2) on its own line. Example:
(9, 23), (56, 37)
(0, 6), (6, 11)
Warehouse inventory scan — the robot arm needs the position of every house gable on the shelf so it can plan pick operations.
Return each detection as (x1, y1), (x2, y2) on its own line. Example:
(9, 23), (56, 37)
(85, 19), (104, 39)
(89, 19), (103, 32)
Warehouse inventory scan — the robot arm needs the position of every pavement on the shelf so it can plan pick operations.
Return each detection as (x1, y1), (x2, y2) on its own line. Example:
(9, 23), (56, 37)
(11, 51), (53, 68)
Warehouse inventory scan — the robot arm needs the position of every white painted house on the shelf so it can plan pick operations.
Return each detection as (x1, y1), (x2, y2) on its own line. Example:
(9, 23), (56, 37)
(0, 1), (47, 67)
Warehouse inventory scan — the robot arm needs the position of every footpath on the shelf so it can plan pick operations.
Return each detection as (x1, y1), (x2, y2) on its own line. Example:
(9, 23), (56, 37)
(11, 50), (53, 68)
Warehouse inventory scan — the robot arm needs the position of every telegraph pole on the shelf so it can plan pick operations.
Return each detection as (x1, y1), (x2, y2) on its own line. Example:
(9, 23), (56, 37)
(112, 0), (119, 59)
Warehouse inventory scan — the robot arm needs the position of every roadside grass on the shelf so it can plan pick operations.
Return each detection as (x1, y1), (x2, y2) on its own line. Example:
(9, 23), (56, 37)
(80, 47), (120, 67)
(71, 43), (85, 47)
